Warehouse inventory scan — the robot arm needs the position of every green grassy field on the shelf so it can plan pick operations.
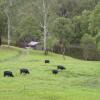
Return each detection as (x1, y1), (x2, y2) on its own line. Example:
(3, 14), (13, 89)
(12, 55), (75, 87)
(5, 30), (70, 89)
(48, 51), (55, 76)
(0, 46), (100, 100)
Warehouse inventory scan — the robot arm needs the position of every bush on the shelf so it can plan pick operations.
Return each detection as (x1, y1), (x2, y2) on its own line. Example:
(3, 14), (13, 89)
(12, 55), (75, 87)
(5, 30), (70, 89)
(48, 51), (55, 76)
(81, 34), (97, 60)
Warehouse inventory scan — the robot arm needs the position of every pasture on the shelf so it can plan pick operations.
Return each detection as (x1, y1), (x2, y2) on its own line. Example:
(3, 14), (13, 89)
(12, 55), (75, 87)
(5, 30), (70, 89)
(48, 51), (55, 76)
(0, 46), (100, 100)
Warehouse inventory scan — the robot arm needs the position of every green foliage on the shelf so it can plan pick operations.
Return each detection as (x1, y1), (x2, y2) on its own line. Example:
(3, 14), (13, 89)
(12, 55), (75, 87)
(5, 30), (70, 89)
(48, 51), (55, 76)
(73, 10), (91, 42)
(89, 2), (100, 36)
(47, 36), (58, 49)
(0, 0), (100, 59)
(81, 34), (97, 60)
(52, 17), (74, 44)
(96, 33), (100, 51)
(14, 17), (41, 43)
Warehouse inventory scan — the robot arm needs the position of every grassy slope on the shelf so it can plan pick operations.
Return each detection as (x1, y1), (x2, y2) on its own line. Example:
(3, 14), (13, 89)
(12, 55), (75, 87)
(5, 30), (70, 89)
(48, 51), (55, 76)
(0, 46), (100, 100)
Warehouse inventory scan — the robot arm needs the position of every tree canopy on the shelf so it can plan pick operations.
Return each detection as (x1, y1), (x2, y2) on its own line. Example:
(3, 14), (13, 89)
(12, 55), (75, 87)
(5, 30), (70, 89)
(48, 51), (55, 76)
(0, 0), (100, 59)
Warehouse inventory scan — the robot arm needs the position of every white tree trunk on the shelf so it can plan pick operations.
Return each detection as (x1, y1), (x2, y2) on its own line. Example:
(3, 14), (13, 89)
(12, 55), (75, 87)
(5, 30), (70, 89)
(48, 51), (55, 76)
(43, 0), (48, 52)
(7, 14), (11, 47)
(4, 0), (11, 47)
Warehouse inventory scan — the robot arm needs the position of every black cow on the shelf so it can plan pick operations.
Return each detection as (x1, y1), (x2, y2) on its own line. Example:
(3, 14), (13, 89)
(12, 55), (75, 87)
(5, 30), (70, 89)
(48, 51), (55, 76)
(20, 68), (30, 74)
(57, 65), (66, 70)
(52, 70), (58, 75)
(45, 60), (50, 63)
(4, 71), (14, 77)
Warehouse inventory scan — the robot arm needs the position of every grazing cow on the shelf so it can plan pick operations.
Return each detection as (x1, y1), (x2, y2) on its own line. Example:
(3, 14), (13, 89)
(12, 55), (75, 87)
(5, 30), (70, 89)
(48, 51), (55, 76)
(4, 71), (14, 77)
(57, 65), (66, 70)
(20, 68), (30, 74)
(45, 60), (50, 63)
(52, 70), (58, 75)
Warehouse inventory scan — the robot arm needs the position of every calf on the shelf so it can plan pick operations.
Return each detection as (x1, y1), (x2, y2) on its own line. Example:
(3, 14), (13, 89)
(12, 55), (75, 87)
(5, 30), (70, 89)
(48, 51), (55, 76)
(4, 71), (14, 77)
(57, 65), (66, 70)
(52, 70), (58, 75)
(20, 68), (30, 74)
(45, 60), (50, 63)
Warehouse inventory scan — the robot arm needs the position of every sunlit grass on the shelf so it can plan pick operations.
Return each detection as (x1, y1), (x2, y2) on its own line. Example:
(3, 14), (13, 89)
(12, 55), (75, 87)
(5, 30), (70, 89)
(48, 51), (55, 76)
(0, 46), (100, 100)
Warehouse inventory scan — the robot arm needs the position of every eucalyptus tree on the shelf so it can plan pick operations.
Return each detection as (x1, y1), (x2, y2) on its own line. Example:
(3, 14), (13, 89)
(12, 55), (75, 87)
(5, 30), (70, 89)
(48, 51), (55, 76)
(31, 0), (57, 54)
(81, 34), (96, 60)
(0, 0), (7, 45)
(52, 17), (74, 58)
(4, 0), (13, 46)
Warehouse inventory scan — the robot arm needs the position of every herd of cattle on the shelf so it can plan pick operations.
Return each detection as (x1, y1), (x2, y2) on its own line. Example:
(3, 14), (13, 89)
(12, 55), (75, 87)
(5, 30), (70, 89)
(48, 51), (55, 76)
(4, 68), (29, 77)
(4, 60), (66, 77)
